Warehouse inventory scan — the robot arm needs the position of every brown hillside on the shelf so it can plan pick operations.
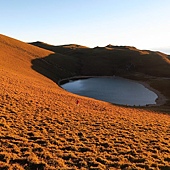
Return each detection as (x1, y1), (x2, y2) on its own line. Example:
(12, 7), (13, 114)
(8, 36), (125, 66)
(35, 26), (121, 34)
(1, 34), (170, 169)
(31, 42), (170, 77)
(0, 34), (54, 81)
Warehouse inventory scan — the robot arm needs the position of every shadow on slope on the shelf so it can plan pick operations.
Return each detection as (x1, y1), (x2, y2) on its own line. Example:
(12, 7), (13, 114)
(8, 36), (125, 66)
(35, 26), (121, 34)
(31, 53), (80, 83)
(31, 42), (170, 77)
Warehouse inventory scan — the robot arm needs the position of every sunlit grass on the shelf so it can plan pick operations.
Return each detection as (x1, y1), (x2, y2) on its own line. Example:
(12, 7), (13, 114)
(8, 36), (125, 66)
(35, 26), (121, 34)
(0, 34), (170, 169)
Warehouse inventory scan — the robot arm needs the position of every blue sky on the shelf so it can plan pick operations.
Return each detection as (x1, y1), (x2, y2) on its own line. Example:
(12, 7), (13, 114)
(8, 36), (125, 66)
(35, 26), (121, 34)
(1, 0), (170, 54)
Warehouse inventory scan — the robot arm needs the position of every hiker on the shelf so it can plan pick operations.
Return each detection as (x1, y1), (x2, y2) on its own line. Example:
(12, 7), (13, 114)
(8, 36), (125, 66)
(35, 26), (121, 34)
(76, 100), (79, 105)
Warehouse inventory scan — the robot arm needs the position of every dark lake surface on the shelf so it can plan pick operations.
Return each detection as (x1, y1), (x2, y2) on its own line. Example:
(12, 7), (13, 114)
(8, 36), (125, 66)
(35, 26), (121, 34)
(61, 77), (158, 106)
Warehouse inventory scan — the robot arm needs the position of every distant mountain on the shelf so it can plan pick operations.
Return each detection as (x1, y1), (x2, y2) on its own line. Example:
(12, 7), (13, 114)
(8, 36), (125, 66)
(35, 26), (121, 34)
(30, 42), (170, 77)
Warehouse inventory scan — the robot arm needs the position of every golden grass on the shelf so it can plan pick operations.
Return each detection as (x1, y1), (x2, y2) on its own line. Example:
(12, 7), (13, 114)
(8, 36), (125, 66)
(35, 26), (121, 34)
(0, 34), (170, 169)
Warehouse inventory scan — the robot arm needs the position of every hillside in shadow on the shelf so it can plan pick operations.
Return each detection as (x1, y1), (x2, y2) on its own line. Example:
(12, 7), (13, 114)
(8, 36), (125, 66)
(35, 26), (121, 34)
(31, 53), (80, 83)
(31, 42), (170, 78)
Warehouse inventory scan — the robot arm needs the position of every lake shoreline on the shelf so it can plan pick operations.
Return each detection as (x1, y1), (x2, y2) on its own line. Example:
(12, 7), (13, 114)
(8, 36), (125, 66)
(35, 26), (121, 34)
(58, 76), (167, 107)
(138, 81), (167, 107)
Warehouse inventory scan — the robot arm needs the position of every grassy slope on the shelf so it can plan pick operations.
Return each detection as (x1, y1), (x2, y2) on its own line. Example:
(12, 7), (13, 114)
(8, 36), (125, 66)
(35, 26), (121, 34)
(0, 35), (170, 169)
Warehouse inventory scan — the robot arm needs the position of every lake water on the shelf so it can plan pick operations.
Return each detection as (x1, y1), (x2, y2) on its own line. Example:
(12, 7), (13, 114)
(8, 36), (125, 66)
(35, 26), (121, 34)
(61, 77), (158, 106)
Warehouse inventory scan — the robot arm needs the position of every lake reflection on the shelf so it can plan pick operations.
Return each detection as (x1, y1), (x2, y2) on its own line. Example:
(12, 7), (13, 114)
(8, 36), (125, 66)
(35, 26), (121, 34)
(61, 77), (158, 106)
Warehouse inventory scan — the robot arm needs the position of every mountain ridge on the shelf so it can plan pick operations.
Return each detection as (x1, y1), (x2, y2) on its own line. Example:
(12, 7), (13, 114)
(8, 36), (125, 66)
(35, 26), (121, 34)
(30, 41), (170, 77)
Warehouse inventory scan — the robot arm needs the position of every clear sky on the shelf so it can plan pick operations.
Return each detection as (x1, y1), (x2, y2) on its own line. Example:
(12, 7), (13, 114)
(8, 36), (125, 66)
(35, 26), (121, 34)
(1, 0), (170, 54)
